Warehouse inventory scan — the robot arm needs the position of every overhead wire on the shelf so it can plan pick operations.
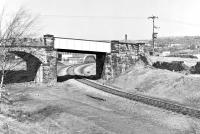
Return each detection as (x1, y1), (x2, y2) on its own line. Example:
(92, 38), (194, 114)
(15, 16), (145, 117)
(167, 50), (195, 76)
(41, 14), (200, 26)
(40, 14), (145, 20)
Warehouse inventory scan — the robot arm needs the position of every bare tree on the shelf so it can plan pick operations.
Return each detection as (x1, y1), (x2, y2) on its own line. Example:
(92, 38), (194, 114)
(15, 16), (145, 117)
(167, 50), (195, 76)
(0, 8), (38, 101)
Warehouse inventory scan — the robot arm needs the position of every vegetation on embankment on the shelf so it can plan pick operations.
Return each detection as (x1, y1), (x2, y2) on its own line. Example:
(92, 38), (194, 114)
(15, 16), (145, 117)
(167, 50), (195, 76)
(153, 60), (200, 75)
(108, 59), (200, 109)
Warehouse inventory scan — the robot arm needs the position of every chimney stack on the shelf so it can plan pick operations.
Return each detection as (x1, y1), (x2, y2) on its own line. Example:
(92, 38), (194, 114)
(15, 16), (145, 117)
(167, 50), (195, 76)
(125, 34), (127, 42)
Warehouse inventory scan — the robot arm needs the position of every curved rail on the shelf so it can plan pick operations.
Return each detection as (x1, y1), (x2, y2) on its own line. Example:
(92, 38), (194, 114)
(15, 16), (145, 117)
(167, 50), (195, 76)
(78, 63), (95, 75)
(66, 63), (94, 76)
(77, 79), (200, 119)
(66, 63), (200, 119)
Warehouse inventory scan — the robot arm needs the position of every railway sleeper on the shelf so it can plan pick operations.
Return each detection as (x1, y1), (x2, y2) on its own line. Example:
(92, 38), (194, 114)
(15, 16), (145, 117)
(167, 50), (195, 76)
(194, 110), (200, 117)
(166, 104), (179, 110)
(156, 101), (164, 106)
(148, 99), (157, 106)
(81, 80), (200, 119)
(134, 95), (144, 102)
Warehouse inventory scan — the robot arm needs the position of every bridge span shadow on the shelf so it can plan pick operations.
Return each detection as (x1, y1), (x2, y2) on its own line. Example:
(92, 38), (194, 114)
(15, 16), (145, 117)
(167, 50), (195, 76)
(0, 70), (99, 84)
(57, 75), (98, 82)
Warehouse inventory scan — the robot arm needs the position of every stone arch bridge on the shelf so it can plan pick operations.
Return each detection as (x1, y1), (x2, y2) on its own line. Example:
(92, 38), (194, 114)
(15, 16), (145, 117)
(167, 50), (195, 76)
(0, 45), (57, 83)
(0, 35), (145, 84)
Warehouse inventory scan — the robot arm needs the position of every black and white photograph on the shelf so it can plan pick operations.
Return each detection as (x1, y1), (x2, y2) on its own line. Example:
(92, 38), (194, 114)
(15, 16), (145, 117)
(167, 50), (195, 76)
(0, 0), (200, 133)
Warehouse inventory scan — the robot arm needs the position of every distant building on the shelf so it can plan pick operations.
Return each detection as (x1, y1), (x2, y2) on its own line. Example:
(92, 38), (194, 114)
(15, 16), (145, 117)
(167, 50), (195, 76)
(161, 51), (170, 56)
(57, 52), (73, 61)
(145, 43), (151, 47)
(170, 43), (182, 47)
(68, 57), (83, 64)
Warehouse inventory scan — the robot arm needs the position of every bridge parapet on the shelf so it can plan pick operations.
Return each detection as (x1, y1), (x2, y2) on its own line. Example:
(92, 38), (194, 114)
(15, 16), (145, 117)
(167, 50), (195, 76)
(0, 38), (44, 46)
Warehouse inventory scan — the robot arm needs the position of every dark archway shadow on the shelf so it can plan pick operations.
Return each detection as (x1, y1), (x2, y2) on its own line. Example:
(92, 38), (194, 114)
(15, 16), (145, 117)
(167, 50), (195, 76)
(0, 70), (37, 84)
(0, 51), (42, 84)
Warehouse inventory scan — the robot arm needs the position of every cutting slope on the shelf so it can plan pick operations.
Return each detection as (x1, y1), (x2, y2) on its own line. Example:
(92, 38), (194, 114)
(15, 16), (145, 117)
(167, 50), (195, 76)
(111, 61), (200, 108)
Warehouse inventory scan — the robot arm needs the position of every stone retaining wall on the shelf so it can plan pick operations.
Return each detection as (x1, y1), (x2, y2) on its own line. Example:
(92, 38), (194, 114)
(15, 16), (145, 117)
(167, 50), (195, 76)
(103, 41), (145, 80)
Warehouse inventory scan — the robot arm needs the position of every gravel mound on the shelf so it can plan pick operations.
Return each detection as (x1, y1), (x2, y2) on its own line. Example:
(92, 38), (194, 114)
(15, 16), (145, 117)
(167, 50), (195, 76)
(110, 61), (200, 108)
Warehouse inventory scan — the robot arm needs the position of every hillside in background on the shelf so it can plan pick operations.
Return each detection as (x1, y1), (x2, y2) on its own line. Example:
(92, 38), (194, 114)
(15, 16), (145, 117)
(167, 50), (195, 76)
(152, 36), (200, 48)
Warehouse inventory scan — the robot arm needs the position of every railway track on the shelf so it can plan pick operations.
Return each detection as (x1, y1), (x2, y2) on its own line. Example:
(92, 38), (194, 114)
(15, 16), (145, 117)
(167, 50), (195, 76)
(66, 63), (94, 76)
(68, 63), (200, 119)
(66, 64), (85, 75)
(78, 63), (95, 75)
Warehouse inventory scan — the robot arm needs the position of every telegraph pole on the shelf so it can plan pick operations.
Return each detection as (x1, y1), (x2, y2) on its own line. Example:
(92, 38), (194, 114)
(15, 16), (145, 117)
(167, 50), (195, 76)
(148, 15), (158, 55)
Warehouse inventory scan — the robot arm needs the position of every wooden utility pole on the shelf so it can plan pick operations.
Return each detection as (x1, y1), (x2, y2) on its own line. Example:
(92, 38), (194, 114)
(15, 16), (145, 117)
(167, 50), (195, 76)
(148, 15), (158, 55)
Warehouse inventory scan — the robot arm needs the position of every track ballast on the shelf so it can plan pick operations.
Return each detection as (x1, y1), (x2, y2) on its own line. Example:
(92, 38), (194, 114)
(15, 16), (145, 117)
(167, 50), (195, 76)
(77, 79), (200, 119)
(68, 63), (200, 119)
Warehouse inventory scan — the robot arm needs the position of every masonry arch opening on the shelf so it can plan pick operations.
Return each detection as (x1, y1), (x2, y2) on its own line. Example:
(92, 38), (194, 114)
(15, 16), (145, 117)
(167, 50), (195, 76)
(57, 49), (106, 82)
(0, 51), (43, 84)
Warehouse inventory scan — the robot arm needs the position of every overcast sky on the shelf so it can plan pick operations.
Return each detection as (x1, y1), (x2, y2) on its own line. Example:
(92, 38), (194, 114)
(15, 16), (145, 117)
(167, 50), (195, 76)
(1, 0), (200, 40)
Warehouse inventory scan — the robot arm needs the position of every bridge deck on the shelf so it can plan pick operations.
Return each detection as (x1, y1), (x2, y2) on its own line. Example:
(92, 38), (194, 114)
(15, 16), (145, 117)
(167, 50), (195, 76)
(54, 37), (111, 53)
